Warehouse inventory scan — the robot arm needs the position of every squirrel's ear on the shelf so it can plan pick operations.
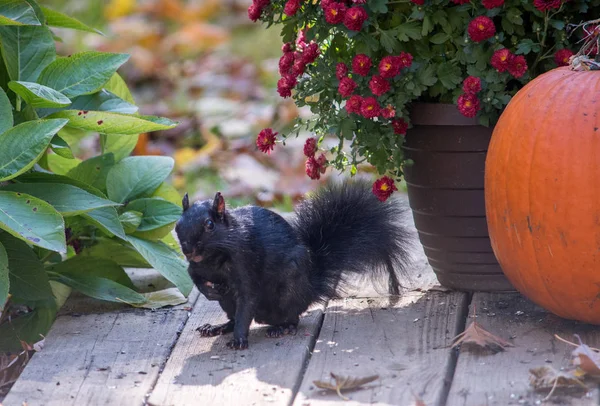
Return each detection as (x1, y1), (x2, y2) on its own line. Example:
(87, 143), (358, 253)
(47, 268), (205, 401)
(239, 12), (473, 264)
(212, 192), (225, 219)
(182, 193), (190, 212)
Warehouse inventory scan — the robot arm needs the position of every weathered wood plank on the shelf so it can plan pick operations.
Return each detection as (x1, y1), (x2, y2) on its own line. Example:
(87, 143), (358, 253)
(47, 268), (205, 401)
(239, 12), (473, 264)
(293, 291), (469, 406)
(147, 297), (324, 406)
(447, 292), (600, 406)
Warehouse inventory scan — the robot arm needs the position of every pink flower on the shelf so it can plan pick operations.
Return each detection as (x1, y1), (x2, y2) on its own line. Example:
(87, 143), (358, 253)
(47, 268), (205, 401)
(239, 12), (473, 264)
(304, 138), (317, 157)
(468, 16), (496, 42)
(392, 118), (408, 135)
(372, 176), (398, 202)
(336, 62), (348, 80)
(284, 0), (301, 16)
(338, 77), (357, 98)
(360, 97), (380, 118)
(369, 75), (391, 96)
(256, 128), (278, 153)
(457, 93), (480, 118)
(324, 2), (346, 24)
(352, 54), (372, 76)
(462, 76), (482, 94)
(382, 105), (396, 119)
(343, 7), (368, 31)
(345, 95), (363, 114)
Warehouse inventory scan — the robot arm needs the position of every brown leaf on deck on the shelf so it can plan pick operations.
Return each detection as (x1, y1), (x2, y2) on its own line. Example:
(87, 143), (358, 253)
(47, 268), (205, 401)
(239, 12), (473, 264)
(556, 334), (600, 378)
(313, 373), (379, 400)
(529, 366), (587, 401)
(451, 320), (513, 353)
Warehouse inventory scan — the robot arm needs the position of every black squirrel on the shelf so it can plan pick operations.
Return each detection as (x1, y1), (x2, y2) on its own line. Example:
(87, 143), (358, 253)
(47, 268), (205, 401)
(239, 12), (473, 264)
(175, 179), (413, 350)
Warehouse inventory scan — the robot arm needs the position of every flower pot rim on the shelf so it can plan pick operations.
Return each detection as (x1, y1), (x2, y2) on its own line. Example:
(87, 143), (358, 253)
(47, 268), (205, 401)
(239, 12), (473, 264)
(410, 102), (482, 127)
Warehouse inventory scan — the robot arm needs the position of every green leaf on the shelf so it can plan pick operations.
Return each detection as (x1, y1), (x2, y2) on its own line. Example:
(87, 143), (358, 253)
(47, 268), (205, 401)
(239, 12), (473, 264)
(40, 6), (102, 34)
(46, 256), (135, 289)
(0, 306), (55, 352)
(133, 287), (187, 309)
(0, 0), (41, 25)
(397, 21), (422, 42)
(0, 119), (68, 181)
(50, 135), (73, 158)
(23, 0), (44, 24)
(0, 183), (120, 216)
(36, 89), (137, 118)
(429, 33), (450, 45)
(81, 238), (150, 268)
(38, 51), (130, 98)
(0, 25), (55, 82)
(103, 72), (135, 104)
(550, 20), (565, 30)
(152, 182), (182, 207)
(515, 39), (540, 55)
(8, 81), (71, 108)
(506, 8), (523, 25)
(127, 236), (192, 296)
(16, 171), (102, 196)
(101, 134), (138, 162)
(161, 231), (183, 257)
(0, 191), (65, 252)
(126, 198), (181, 232)
(83, 207), (126, 240)
(369, 0), (388, 13)
(120, 211), (142, 234)
(46, 153), (80, 175)
(417, 64), (437, 87)
(47, 110), (177, 135)
(421, 15), (433, 36)
(67, 153), (115, 193)
(0, 242), (8, 310)
(106, 156), (175, 203)
(0, 87), (13, 134)
(49, 273), (146, 304)
(340, 118), (355, 141)
(0, 232), (53, 301)
(379, 30), (399, 53)
(436, 62), (463, 89)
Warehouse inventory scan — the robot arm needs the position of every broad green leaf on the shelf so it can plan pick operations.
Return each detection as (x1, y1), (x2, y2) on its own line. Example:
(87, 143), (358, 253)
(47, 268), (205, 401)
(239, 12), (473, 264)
(0, 241), (8, 310)
(436, 62), (463, 89)
(49, 280), (70, 308)
(0, 191), (65, 252)
(0, 54), (9, 92)
(40, 6), (102, 34)
(8, 81), (71, 108)
(161, 232), (183, 256)
(46, 153), (80, 175)
(0, 119), (68, 181)
(0, 0), (41, 25)
(0, 87), (13, 133)
(49, 273), (146, 304)
(368, 0), (388, 13)
(152, 182), (182, 207)
(67, 153), (115, 193)
(0, 183), (120, 216)
(50, 135), (73, 158)
(17, 171), (104, 196)
(126, 198), (182, 232)
(429, 33), (450, 44)
(104, 72), (135, 104)
(133, 287), (187, 309)
(120, 211), (142, 234)
(83, 207), (126, 240)
(70, 89), (137, 113)
(0, 306), (55, 352)
(46, 255), (135, 289)
(101, 134), (138, 162)
(107, 156), (174, 203)
(0, 232), (53, 301)
(379, 30), (398, 53)
(127, 236), (192, 296)
(417, 64), (437, 87)
(38, 51), (130, 98)
(396, 21), (422, 42)
(23, 0), (44, 24)
(0, 25), (55, 82)
(47, 110), (177, 135)
(81, 238), (151, 268)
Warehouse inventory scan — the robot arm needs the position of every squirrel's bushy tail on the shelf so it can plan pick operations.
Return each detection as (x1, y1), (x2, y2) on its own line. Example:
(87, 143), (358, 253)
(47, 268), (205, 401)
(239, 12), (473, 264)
(291, 179), (413, 301)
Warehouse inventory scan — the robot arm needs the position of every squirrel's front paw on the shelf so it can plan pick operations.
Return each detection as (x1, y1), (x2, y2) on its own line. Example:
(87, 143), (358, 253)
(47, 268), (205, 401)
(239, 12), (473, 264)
(197, 321), (234, 337)
(226, 337), (249, 350)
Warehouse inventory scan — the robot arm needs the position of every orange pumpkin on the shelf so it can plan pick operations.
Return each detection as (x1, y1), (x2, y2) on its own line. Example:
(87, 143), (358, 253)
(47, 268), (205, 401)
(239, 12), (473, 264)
(485, 66), (600, 324)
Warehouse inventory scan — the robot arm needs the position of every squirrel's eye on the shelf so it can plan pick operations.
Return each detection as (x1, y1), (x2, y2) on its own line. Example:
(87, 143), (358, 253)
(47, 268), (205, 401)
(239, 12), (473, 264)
(205, 219), (215, 230)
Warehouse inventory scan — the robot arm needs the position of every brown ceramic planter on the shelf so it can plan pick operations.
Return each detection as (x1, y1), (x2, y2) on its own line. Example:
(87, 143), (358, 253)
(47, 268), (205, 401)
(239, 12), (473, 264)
(402, 103), (514, 291)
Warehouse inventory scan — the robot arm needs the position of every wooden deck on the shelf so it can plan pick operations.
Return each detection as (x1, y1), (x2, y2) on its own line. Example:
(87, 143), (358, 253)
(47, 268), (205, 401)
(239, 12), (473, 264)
(3, 248), (600, 405)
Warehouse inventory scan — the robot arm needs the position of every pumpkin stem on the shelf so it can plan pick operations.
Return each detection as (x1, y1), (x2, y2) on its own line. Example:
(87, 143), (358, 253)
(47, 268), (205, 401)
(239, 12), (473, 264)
(566, 18), (600, 71)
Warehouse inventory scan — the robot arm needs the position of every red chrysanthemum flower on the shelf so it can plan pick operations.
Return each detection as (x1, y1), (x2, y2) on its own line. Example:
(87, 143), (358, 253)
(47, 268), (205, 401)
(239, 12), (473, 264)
(397, 52), (413, 69)
(284, 0), (301, 16)
(482, 0), (504, 8)
(554, 48), (574, 66)
(378, 56), (401, 78)
(392, 118), (408, 135)
(451, 0), (470, 4)
(279, 52), (294, 75)
(282, 42), (293, 53)
(360, 97), (380, 118)
(533, 0), (562, 11)
(343, 6), (368, 31)
(468, 16), (496, 42)
(372, 176), (398, 202)
(508, 55), (527, 78)
(352, 54), (372, 76)
(382, 104), (396, 119)
(305, 157), (321, 179)
(462, 76), (482, 95)
(336, 62), (348, 80)
(256, 128), (278, 153)
(338, 77), (357, 98)
(490, 48), (513, 73)
(302, 42), (320, 64)
(320, 0), (333, 9)
(369, 75), (391, 96)
(316, 153), (327, 174)
(345, 95), (363, 114)
(247, 4), (262, 21)
(292, 56), (307, 77)
(277, 75), (296, 98)
(411, 0), (424, 4)
(304, 138), (317, 157)
(324, 2), (346, 24)
(457, 93), (480, 118)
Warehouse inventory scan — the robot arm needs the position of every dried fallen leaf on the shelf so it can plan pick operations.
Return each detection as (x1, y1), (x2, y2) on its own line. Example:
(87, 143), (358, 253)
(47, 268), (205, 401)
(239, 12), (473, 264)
(569, 335), (600, 378)
(451, 320), (513, 353)
(313, 373), (379, 400)
(529, 366), (587, 401)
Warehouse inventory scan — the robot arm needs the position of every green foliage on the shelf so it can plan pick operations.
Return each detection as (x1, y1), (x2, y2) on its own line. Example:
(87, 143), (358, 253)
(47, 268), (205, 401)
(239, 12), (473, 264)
(253, 0), (600, 182)
(0, 1), (188, 350)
